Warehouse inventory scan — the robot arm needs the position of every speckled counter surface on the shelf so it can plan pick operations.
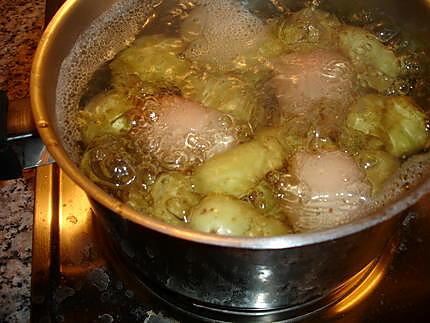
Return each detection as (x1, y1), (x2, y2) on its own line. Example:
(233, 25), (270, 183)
(0, 0), (45, 101)
(0, 0), (45, 322)
(0, 177), (34, 323)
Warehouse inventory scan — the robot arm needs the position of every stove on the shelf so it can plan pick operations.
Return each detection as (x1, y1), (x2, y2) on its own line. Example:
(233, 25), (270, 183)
(28, 1), (430, 322)
(30, 164), (430, 323)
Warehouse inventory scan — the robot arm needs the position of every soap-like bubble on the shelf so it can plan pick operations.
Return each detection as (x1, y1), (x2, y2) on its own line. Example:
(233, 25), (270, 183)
(269, 50), (356, 118)
(128, 95), (245, 170)
(182, 0), (267, 69)
(57, 0), (162, 162)
(283, 150), (371, 232)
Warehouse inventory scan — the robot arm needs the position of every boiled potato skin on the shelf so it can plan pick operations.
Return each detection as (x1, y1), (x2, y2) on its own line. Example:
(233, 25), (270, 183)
(151, 172), (201, 226)
(277, 8), (341, 52)
(78, 90), (134, 145)
(189, 195), (291, 237)
(358, 150), (400, 194)
(192, 134), (286, 197)
(182, 73), (267, 126)
(110, 35), (190, 88)
(385, 96), (429, 157)
(338, 26), (400, 92)
(346, 95), (429, 158)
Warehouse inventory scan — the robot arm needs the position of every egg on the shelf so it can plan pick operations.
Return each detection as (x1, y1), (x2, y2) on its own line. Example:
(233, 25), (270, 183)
(285, 150), (371, 232)
(269, 50), (356, 118)
(132, 95), (240, 170)
(182, 0), (266, 69)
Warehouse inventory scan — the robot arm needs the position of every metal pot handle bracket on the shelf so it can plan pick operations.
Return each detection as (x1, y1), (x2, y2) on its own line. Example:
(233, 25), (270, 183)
(0, 92), (56, 180)
(0, 1), (65, 180)
(0, 91), (23, 179)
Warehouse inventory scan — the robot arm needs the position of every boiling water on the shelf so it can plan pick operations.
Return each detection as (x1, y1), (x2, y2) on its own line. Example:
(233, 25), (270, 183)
(58, 0), (430, 235)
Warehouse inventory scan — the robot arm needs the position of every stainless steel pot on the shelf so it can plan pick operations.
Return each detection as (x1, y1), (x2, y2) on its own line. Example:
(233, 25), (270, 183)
(31, 0), (430, 313)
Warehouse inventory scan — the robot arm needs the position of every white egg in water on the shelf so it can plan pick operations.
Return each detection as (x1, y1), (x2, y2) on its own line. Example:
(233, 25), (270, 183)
(269, 50), (356, 118)
(285, 150), (371, 232)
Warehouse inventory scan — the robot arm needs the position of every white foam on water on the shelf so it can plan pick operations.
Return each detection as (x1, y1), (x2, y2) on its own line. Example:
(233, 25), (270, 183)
(376, 152), (430, 206)
(183, 0), (266, 68)
(54, 0), (430, 233)
(284, 150), (372, 232)
(56, 0), (161, 162)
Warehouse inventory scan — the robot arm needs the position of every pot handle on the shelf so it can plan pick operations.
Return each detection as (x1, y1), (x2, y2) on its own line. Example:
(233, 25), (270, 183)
(0, 91), (24, 180)
(0, 1), (66, 180)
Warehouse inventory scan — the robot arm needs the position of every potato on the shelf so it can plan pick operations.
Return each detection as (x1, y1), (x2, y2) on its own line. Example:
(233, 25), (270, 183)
(80, 136), (137, 188)
(286, 150), (371, 232)
(269, 50), (355, 123)
(78, 90), (134, 145)
(384, 96), (429, 157)
(245, 180), (280, 215)
(346, 95), (429, 157)
(110, 35), (190, 89)
(192, 134), (286, 197)
(338, 26), (400, 92)
(151, 172), (201, 226)
(277, 8), (341, 52)
(181, 0), (267, 72)
(139, 95), (238, 171)
(182, 73), (267, 126)
(358, 150), (400, 194)
(255, 127), (301, 157)
(189, 195), (291, 237)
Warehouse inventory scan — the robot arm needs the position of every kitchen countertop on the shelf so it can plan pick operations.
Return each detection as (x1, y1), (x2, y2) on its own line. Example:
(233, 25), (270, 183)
(0, 0), (45, 101)
(1, 1), (430, 322)
(0, 0), (45, 322)
(0, 175), (34, 323)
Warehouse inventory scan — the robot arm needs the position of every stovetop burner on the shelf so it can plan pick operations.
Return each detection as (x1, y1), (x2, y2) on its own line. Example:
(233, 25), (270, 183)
(26, 0), (430, 321)
(97, 231), (395, 323)
(94, 198), (394, 322)
(30, 164), (430, 323)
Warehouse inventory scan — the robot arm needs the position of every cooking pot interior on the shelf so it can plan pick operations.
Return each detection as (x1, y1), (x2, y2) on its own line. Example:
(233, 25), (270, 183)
(54, 0), (430, 160)
(33, 0), (430, 244)
(29, 0), (430, 310)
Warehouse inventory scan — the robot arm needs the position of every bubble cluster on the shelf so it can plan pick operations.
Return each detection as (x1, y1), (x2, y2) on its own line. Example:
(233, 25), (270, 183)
(88, 146), (136, 187)
(128, 95), (248, 171)
(282, 150), (371, 232)
(182, 0), (267, 68)
(55, 0), (430, 235)
(56, 0), (161, 162)
(270, 50), (355, 134)
(376, 152), (430, 207)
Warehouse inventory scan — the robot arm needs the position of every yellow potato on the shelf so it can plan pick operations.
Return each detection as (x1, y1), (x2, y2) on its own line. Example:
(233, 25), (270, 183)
(358, 150), (400, 194)
(189, 195), (291, 237)
(277, 8), (341, 52)
(192, 134), (286, 197)
(151, 172), (201, 226)
(338, 26), (400, 92)
(110, 35), (190, 89)
(346, 95), (429, 157)
(78, 90), (134, 145)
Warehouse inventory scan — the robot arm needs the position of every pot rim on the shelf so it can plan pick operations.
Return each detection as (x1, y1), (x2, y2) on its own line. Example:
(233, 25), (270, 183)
(30, 0), (430, 250)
